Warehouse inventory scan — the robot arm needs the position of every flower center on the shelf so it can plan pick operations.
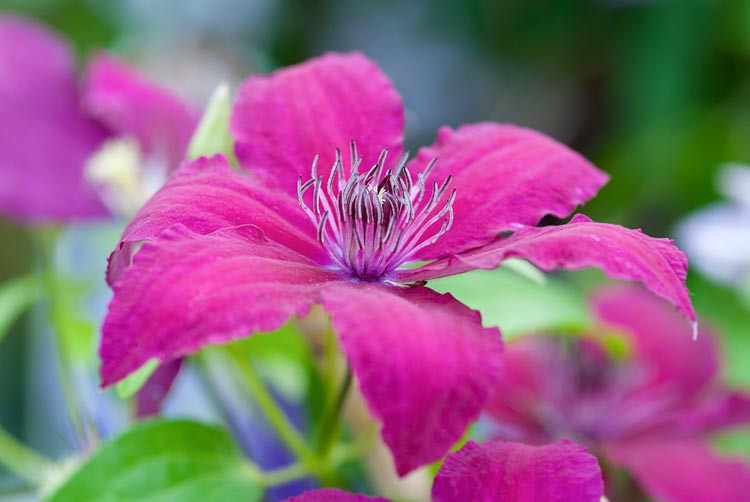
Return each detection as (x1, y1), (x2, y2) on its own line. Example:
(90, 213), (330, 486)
(298, 142), (455, 281)
(85, 136), (168, 217)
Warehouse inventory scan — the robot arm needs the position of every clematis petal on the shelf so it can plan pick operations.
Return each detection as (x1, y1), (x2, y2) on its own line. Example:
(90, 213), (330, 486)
(283, 489), (388, 502)
(231, 52), (404, 189)
(674, 391), (750, 435)
(0, 15), (108, 221)
(135, 358), (183, 418)
(82, 53), (197, 170)
(592, 285), (716, 394)
(483, 337), (562, 444)
(407, 123), (609, 259)
(320, 282), (503, 475)
(106, 155), (326, 285)
(606, 439), (750, 502)
(432, 440), (604, 502)
(100, 224), (335, 386)
(401, 215), (695, 323)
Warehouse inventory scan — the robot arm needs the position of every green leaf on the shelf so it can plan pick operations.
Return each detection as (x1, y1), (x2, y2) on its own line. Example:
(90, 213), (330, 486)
(48, 420), (263, 502)
(115, 358), (160, 399)
(48, 279), (97, 362)
(187, 83), (236, 162)
(0, 273), (41, 345)
(430, 268), (589, 339)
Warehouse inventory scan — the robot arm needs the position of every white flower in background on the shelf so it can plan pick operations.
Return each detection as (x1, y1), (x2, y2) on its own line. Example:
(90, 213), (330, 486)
(676, 163), (750, 300)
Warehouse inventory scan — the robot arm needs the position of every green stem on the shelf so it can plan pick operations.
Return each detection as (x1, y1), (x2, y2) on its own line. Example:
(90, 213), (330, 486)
(0, 273), (42, 345)
(34, 228), (85, 438)
(260, 462), (310, 487)
(226, 347), (321, 474)
(322, 328), (338, 406)
(0, 424), (53, 487)
(316, 365), (352, 456)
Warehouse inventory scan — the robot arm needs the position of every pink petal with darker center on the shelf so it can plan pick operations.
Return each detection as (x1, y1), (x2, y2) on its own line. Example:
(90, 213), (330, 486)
(100, 224), (336, 386)
(106, 155), (327, 285)
(231, 52), (404, 189)
(401, 214), (695, 323)
(407, 123), (609, 260)
(432, 440), (603, 502)
(321, 282), (503, 475)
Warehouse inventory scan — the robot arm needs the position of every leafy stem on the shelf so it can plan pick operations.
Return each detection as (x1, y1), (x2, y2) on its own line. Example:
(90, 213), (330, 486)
(316, 364), (352, 457)
(255, 462), (309, 487)
(226, 346), (325, 478)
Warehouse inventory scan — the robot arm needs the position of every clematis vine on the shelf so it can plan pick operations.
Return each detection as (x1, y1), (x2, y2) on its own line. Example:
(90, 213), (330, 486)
(485, 285), (750, 501)
(0, 14), (197, 223)
(100, 52), (695, 475)
(282, 439), (604, 502)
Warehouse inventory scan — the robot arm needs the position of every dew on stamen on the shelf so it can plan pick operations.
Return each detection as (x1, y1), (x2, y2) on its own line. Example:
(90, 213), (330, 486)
(298, 142), (455, 281)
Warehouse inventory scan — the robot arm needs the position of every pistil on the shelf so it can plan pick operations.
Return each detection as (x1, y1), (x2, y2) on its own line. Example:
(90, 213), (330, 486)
(298, 142), (455, 280)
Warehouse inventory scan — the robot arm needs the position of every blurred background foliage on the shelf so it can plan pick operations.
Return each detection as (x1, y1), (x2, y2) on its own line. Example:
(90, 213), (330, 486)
(0, 0), (748, 483)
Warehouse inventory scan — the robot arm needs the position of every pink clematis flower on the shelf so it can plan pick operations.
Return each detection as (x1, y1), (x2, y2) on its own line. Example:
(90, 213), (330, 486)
(283, 439), (604, 501)
(100, 52), (695, 474)
(0, 15), (197, 222)
(486, 285), (750, 501)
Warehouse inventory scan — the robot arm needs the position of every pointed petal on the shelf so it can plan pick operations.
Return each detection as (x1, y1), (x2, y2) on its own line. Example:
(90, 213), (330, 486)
(592, 285), (716, 394)
(283, 489), (388, 502)
(321, 282), (503, 475)
(606, 439), (750, 502)
(0, 15), (108, 221)
(135, 358), (183, 417)
(100, 224), (335, 386)
(231, 52), (404, 189)
(401, 215), (695, 323)
(106, 155), (326, 285)
(407, 123), (609, 259)
(432, 440), (604, 502)
(83, 53), (198, 170)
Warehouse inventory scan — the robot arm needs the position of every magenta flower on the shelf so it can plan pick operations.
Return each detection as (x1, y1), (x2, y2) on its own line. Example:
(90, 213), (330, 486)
(100, 52), (695, 474)
(486, 285), (750, 501)
(283, 439), (604, 501)
(0, 15), (196, 222)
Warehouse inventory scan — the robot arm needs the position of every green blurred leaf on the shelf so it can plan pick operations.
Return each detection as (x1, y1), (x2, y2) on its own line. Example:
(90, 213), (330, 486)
(430, 268), (590, 338)
(687, 274), (750, 387)
(48, 420), (263, 502)
(0, 273), (41, 345)
(115, 358), (160, 399)
(187, 83), (236, 163)
(715, 427), (750, 460)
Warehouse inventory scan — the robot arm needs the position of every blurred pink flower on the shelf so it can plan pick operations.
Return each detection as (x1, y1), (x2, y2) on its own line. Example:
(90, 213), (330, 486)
(0, 15), (197, 222)
(486, 285), (750, 501)
(283, 439), (603, 502)
(100, 52), (695, 474)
